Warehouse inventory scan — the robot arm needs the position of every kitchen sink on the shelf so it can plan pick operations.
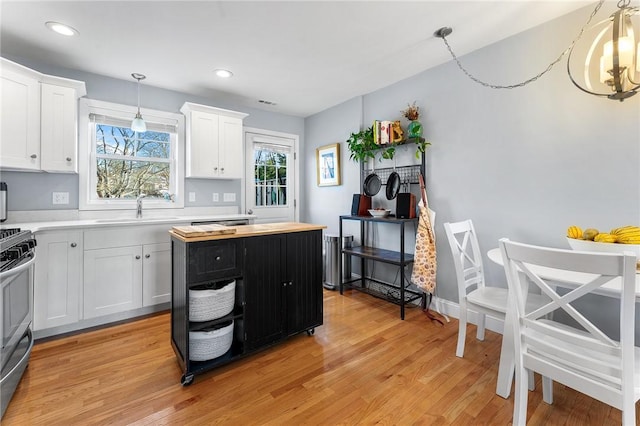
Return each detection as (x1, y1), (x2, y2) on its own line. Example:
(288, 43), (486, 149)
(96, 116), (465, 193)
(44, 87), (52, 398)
(93, 217), (182, 223)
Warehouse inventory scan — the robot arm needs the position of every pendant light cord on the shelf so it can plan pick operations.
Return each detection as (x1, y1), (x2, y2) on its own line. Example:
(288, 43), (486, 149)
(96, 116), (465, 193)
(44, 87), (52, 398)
(137, 78), (141, 113)
(437, 0), (605, 89)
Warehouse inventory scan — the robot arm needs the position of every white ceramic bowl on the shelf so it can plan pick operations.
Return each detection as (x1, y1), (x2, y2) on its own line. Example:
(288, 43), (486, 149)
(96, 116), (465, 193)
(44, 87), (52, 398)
(566, 237), (640, 258)
(368, 209), (390, 218)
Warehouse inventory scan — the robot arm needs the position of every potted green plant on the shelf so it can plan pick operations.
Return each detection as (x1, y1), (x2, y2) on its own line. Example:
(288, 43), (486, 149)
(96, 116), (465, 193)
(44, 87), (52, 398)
(346, 126), (377, 162)
(346, 126), (400, 162)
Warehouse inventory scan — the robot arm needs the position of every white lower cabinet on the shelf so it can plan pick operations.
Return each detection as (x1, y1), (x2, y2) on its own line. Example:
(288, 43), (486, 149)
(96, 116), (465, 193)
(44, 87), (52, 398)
(142, 242), (171, 307)
(33, 231), (83, 331)
(83, 245), (143, 319)
(83, 225), (174, 319)
(83, 242), (171, 317)
(33, 221), (228, 335)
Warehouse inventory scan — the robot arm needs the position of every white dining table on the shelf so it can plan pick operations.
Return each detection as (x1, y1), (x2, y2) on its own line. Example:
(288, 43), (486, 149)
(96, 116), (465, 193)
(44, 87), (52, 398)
(487, 247), (640, 398)
(487, 248), (640, 301)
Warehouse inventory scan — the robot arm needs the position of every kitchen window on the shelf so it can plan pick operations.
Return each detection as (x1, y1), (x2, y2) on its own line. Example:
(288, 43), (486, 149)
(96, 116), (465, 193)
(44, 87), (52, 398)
(79, 99), (185, 210)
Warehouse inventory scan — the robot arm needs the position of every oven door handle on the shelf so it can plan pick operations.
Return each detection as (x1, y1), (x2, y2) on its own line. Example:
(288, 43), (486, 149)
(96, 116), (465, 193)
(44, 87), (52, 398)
(0, 329), (34, 386)
(0, 253), (36, 279)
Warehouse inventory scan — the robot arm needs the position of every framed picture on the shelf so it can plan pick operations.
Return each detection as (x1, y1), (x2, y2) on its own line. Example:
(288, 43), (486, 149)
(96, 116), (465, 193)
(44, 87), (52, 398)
(316, 143), (341, 186)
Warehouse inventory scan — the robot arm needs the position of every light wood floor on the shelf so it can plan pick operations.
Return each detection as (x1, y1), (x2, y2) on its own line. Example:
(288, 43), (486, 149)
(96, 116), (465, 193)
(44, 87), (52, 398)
(3, 289), (632, 425)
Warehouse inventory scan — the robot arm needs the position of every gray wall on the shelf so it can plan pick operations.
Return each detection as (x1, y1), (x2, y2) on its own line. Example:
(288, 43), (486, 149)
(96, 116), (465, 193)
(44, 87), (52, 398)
(0, 55), (305, 213)
(303, 6), (640, 313)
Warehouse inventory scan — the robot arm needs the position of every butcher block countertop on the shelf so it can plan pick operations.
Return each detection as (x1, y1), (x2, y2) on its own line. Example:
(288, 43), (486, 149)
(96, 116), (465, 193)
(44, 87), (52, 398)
(169, 222), (326, 242)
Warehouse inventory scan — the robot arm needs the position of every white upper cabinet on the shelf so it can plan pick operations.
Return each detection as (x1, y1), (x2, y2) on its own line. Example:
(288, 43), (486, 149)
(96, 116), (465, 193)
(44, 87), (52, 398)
(0, 57), (86, 172)
(40, 83), (79, 172)
(181, 102), (248, 179)
(1, 65), (41, 170)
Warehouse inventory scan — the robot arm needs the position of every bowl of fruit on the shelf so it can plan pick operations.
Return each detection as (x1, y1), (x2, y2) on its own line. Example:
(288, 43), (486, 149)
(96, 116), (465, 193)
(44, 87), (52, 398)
(566, 225), (640, 259)
(368, 208), (391, 218)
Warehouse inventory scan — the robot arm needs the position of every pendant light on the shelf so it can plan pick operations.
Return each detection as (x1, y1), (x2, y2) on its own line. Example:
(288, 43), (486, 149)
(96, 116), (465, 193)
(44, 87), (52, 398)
(131, 73), (146, 132)
(434, 0), (640, 101)
(567, 0), (640, 101)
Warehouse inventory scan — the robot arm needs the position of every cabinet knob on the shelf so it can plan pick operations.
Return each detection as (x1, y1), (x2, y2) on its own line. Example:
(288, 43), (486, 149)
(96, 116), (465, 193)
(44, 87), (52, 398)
(215, 256), (221, 261)
(213, 167), (218, 171)
(70, 242), (77, 248)
(30, 154), (37, 159)
(66, 157), (72, 162)
(135, 255), (141, 260)
(220, 167), (224, 172)
(145, 254), (151, 258)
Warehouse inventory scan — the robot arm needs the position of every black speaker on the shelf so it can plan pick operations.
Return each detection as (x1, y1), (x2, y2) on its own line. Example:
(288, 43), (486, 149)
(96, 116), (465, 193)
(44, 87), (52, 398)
(351, 194), (371, 216)
(396, 193), (416, 219)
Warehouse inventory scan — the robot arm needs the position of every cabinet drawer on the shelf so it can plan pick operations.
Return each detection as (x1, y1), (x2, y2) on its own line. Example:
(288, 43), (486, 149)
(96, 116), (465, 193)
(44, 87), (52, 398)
(84, 224), (171, 249)
(188, 240), (243, 283)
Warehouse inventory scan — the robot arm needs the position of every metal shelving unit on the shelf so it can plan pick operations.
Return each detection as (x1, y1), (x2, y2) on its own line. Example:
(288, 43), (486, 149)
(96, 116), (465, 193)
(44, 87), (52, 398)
(338, 215), (424, 320)
(338, 137), (427, 320)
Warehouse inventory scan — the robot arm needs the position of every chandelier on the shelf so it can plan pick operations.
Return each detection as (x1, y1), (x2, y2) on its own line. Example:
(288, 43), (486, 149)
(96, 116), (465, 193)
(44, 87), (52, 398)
(568, 0), (640, 101)
(435, 0), (640, 101)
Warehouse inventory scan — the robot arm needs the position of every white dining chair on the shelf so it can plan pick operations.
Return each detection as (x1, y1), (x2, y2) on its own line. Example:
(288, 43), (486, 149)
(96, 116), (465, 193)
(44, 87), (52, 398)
(499, 238), (639, 425)
(444, 220), (545, 397)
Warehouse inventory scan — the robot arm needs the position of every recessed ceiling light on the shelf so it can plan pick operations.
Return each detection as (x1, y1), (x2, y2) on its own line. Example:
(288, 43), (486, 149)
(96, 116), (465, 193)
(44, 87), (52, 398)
(45, 21), (78, 36)
(214, 69), (233, 78)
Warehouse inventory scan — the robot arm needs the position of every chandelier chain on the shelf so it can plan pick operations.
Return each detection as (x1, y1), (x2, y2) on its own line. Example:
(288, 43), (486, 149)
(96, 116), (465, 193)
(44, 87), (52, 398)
(439, 0), (605, 89)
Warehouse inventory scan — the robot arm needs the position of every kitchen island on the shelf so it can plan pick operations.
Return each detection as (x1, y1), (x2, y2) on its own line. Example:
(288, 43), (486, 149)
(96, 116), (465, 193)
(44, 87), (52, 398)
(170, 222), (325, 385)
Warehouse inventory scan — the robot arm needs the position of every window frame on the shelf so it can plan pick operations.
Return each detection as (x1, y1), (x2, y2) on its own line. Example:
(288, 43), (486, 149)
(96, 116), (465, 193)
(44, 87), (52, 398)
(79, 98), (185, 211)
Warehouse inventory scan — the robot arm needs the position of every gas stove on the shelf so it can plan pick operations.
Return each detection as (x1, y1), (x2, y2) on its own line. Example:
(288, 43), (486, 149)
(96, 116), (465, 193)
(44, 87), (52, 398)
(0, 228), (36, 272)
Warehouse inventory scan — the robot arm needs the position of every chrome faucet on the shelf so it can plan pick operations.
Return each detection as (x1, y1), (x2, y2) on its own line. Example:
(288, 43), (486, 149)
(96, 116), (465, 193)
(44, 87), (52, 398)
(136, 194), (146, 218)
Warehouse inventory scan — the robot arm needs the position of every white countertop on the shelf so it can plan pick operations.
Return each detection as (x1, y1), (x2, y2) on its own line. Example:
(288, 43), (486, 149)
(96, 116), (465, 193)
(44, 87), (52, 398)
(1, 213), (255, 233)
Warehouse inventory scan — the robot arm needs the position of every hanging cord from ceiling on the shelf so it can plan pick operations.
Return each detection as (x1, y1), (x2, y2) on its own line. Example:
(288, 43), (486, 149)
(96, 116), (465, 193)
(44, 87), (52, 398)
(435, 0), (605, 89)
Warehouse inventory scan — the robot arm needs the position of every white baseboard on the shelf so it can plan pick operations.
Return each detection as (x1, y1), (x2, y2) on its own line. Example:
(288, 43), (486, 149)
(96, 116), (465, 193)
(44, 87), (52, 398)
(429, 296), (505, 334)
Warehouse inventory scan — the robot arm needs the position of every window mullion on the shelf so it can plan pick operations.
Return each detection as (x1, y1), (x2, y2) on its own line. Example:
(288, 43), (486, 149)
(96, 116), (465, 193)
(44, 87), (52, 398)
(96, 153), (171, 163)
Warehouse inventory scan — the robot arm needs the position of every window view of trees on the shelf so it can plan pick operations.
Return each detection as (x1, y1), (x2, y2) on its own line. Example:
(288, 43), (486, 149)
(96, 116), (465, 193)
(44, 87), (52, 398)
(95, 124), (171, 199)
(254, 148), (287, 206)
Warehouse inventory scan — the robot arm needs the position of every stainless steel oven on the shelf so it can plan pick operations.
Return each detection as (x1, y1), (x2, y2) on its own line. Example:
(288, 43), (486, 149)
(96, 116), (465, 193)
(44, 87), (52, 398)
(0, 228), (36, 418)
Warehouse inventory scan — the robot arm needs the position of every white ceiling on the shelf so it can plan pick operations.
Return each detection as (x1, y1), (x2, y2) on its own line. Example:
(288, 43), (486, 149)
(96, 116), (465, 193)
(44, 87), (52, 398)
(0, 1), (593, 117)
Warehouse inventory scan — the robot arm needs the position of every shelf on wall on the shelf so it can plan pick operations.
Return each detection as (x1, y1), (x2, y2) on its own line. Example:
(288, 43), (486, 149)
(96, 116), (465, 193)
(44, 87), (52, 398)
(371, 137), (426, 150)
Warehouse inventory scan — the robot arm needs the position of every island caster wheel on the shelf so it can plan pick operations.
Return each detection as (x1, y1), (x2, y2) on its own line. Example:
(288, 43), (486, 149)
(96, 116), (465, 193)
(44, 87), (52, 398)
(181, 373), (194, 386)
(306, 328), (315, 336)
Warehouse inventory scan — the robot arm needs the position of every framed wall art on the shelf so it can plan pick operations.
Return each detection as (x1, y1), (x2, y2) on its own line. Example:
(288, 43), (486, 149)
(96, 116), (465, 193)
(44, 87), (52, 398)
(316, 143), (341, 186)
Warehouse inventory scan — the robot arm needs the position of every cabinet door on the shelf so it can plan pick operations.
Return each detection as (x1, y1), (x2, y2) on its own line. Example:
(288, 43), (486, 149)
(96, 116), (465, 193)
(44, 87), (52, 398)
(84, 246), (143, 318)
(187, 110), (219, 178)
(284, 231), (323, 335)
(244, 234), (287, 350)
(142, 242), (171, 307)
(40, 83), (77, 173)
(218, 115), (243, 179)
(0, 68), (40, 170)
(33, 231), (83, 330)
